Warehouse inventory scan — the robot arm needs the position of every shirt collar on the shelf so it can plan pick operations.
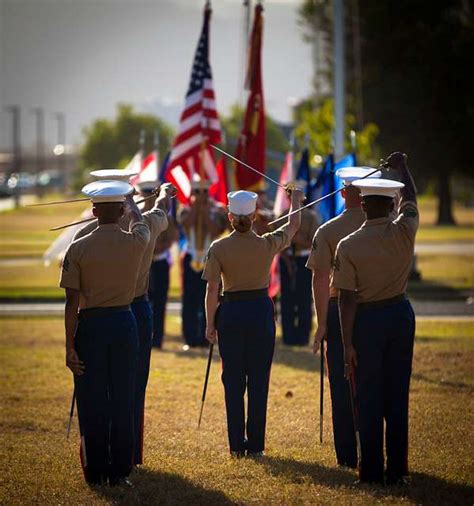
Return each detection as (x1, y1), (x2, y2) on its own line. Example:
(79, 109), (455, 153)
(343, 207), (363, 215)
(231, 229), (255, 237)
(96, 223), (121, 231)
(362, 217), (391, 227)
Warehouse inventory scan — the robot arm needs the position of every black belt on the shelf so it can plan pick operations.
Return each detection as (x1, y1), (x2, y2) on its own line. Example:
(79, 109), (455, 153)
(357, 293), (406, 311)
(221, 289), (268, 302)
(133, 294), (148, 303)
(78, 305), (131, 320)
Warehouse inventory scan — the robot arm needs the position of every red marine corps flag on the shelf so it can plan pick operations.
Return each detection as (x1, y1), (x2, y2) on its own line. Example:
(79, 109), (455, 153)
(235, 2), (265, 191)
(164, 2), (222, 203)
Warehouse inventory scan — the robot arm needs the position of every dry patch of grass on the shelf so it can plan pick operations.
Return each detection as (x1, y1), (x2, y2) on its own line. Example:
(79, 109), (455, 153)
(416, 254), (474, 291)
(1, 317), (473, 505)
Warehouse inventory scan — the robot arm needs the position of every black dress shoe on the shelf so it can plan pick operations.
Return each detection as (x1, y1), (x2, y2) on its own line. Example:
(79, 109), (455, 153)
(230, 451), (245, 459)
(386, 475), (410, 487)
(246, 451), (265, 458)
(109, 477), (134, 488)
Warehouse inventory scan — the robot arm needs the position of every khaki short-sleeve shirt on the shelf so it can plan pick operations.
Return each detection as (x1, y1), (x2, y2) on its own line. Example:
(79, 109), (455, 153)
(332, 200), (419, 302)
(202, 224), (291, 292)
(292, 208), (319, 253)
(73, 209), (168, 297)
(306, 208), (365, 297)
(60, 222), (150, 308)
(135, 209), (168, 296)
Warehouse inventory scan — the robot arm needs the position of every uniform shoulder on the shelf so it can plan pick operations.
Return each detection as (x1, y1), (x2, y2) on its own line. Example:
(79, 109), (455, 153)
(337, 225), (365, 249)
(209, 233), (232, 252)
(315, 214), (341, 235)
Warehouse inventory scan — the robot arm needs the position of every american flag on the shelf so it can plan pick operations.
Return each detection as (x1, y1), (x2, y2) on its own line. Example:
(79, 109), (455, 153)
(165, 5), (222, 203)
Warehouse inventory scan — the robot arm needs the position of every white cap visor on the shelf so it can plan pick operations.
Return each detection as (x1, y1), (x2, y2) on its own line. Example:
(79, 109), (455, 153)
(82, 180), (134, 203)
(90, 169), (139, 182)
(228, 190), (258, 215)
(336, 166), (382, 185)
(352, 178), (404, 198)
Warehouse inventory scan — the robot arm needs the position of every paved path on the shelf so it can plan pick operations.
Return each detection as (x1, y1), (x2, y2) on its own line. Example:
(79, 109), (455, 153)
(1, 300), (472, 319)
(415, 242), (473, 255)
(0, 195), (37, 212)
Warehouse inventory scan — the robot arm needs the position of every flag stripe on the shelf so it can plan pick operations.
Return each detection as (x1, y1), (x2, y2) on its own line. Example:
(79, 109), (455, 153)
(164, 7), (222, 203)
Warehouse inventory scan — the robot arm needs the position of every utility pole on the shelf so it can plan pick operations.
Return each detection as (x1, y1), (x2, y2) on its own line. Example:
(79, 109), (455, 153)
(333, 0), (345, 161)
(53, 112), (66, 191)
(351, 0), (364, 131)
(5, 105), (21, 206)
(31, 107), (45, 196)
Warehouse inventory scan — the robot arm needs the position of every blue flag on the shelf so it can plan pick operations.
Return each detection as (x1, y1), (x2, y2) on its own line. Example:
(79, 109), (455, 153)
(313, 153), (357, 223)
(296, 148), (311, 198)
(313, 154), (335, 223)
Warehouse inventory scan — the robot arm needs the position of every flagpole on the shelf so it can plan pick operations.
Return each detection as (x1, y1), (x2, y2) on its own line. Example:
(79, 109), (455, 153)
(333, 0), (345, 161)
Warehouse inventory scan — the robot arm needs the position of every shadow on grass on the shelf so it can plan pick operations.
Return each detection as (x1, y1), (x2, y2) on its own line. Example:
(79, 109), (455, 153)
(160, 338), (320, 374)
(255, 456), (474, 505)
(408, 279), (468, 301)
(93, 467), (237, 505)
(411, 372), (472, 391)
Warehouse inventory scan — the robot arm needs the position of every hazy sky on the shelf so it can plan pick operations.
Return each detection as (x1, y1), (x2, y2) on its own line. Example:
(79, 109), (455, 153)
(0, 0), (314, 152)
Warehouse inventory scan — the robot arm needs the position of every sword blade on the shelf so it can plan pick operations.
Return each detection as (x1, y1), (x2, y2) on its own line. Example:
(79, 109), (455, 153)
(268, 166), (384, 226)
(197, 343), (214, 429)
(49, 192), (166, 231)
(210, 144), (286, 190)
(27, 197), (90, 207)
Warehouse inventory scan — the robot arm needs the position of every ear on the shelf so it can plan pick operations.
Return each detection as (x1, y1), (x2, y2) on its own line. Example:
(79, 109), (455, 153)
(341, 188), (347, 199)
(227, 212), (233, 222)
(250, 212), (257, 222)
(361, 199), (367, 213)
(92, 206), (98, 218)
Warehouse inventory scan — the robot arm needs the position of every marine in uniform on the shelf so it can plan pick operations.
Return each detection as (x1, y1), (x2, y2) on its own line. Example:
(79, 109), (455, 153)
(279, 190), (318, 346)
(306, 166), (381, 467)
(178, 178), (228, 348)
(145, 185), (179, 349)
(60, 180), (149, 486)
(202, 188), (304, 456)
(333, 152), (418, 485)
(74, 171), (175, 468)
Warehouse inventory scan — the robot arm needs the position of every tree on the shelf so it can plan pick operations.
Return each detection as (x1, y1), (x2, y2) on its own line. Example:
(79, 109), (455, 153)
(298, 0), (474, 224)
(80, 104), (175, 177)
(293, 97), (379, 163)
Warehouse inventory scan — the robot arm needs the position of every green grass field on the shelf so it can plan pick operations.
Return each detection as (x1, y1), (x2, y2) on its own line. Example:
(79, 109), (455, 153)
(1, 317), (473, 504)
(0, 195), (472, 300)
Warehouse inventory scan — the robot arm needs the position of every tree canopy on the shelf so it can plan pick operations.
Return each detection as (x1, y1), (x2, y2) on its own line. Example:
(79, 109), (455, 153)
(298, 0), (474, 223)
(80, 104), (175, 173)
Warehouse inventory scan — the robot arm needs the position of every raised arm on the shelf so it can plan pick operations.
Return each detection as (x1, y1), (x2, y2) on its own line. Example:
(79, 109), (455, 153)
(386, 152), (417, 206)
(124, 193), (144, 229)
(287, 189), (304, 240)
(153, 183), (177, 214)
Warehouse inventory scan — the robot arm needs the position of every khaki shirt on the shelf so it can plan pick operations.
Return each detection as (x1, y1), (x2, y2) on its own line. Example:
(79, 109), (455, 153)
(290, 208), (319, 254)
(60, 222), (150, 309)
(332, 200), (419, 303)
(202, 225), (291, 292)
(306, 207), (365, 297)
(73, 209), (168, 297)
